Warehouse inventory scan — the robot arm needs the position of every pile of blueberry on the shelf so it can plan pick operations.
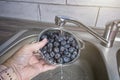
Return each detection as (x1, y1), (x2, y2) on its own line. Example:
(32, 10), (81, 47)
(39, 30), (79, 64)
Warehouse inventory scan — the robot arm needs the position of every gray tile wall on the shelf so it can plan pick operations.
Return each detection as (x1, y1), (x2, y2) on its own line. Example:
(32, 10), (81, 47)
(0, 0), (120, 28)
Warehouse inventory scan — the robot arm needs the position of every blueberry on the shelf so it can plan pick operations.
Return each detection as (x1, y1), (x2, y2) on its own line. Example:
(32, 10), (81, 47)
(64, 48), (68, 52)
(64, 51), (69, 55)
(49, 58), (55, 63)
(71, 54), (77, 60)
(57, 58), (64, 64)
(44, 53), (50, 59)
(69, 47), (75, 53)
(67, 40), (70, 44)
(48, 48), (52, 52)
(41, 46), (47, 51)
(65, 44), (70, 48)
(61, 40), (66, 45)
(63, 56), (71, 63)
(41, 49), (47, 54)
(54, 42), (60, 47)
(58, 36), (64, 42)
(71, 51), (78, 59)
(40, 35), (47, 40)
(60, 46), (65, 52)
(55, 53), (61, 59)
(54, 35), (59, 41)
(47, 43), (53, 48)
(66, 53), (71, 57)
(69, 36), (74, 42)
(54, 47), (59, 53)
(71, 41), (77, 47)
(76, 45), (79, 49)
(73, 51), (78, 56)
(50, 52), (55, 57)
(49, 39), (54, 43)
(65, 35), (69, 40)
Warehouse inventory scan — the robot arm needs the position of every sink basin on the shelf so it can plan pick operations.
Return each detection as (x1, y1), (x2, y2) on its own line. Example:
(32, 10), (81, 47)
(33, 41), (109, 80)
(0, 30), (109, 80)
(117, 49), (120, 76)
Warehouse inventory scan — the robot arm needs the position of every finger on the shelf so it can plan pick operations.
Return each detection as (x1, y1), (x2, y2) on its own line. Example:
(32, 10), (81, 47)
(42, 64), (57, 71)
(23, 38), (48, 51)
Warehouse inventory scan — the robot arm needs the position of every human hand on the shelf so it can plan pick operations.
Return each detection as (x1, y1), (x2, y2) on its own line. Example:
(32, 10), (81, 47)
(3, 38), (57, 80)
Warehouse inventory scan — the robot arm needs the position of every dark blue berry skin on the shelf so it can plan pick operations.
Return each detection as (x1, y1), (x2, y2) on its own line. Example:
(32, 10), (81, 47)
(42, 50), (47, 54)
(48, 48), (52, 52)
(54, 47), (59, 53)
(47, 43), (53, 48)
(60, 46), (65, 52)
(64, 48), (68, 52)
(64, 51), (69, 55)
(61, 40), (66, 45)
(71, 41), (77, 47)
(54, 42), (60, 47)
(71, 51), (78, 59)
(58, 36), (64, 42)
(65, 44), (70, 48)
(55, 53), (61, 59)
(41, 46), (47, 52)
(50, 52), (55, 57)
(49, 58), (54, 63)
(63, 56), (71, 63)
(73, 51), (78, 56)
(69, 47), (75, 53)
(71, 54), (77, 60)
(49, 39), (54, 43)
(44, 53), (50, 59)
(66, 53), (71, 57)
(57, 58), (64, 64)
(69, 36), (74, 42)
(76, 45), (79, 49)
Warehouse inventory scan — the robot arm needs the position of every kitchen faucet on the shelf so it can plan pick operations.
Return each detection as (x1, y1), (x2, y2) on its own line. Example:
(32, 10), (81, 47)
(55, 16), (120, 47)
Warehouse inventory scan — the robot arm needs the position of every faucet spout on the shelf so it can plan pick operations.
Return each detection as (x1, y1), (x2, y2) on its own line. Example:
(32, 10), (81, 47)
(55, 16), (108, 46)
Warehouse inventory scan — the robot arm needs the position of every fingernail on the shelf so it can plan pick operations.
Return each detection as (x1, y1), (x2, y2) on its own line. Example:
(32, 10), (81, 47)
(43, 38), (48, 42)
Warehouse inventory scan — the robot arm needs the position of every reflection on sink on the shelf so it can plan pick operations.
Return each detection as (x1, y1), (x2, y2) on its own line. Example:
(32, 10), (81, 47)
(117, 50), (120, 76)
(0, 34), (109, 80)
(33, 41), (109, 80)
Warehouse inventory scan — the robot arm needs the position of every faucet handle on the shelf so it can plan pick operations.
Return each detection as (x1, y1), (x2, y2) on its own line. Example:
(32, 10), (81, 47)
(102, 20), (120, 47)
(113, 20), (120, 28)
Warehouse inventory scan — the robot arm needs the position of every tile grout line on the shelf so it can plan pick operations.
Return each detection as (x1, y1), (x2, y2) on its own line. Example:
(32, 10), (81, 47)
(94, 7), (100, 27)
(66, 0), (67, 5)
(1, 0), (120, 8)
(38, 4), (41, 21)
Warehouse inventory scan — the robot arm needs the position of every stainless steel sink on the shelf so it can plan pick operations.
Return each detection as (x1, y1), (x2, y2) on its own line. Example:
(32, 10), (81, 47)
(33, 40), (109, 80)
(0, 29), (110, 80)
(117, 49), (120, 76)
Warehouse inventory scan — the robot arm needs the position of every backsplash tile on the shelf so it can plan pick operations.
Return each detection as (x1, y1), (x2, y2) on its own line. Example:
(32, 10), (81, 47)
(96, 8), (120, 28)
(67, 0), (120, 7)
(0, 1), (40, 21)
(5, 0), (66, 4)
(40, 4), (98, 27)
(0, 0), (120, 29)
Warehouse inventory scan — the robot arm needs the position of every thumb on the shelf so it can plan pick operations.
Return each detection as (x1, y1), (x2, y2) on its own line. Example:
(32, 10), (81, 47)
(25, 38), (48, 51)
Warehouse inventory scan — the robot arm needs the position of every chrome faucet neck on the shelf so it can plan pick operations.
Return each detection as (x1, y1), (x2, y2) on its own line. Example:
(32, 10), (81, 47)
(55, 16), (120, 47)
